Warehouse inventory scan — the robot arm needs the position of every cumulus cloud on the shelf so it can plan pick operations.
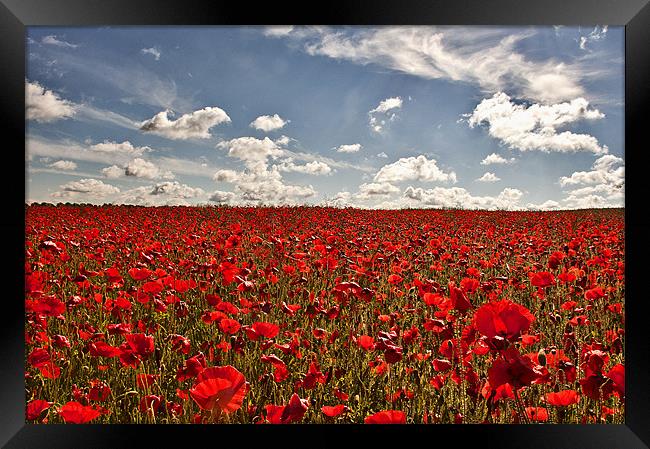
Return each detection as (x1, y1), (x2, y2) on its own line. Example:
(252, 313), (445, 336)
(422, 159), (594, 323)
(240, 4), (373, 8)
(276, 159), (332, 175)
(26, 80), (76, 122)
(480, 153), (515, 165)
(336, 143), (362, 153)
(141, 47), (161, 60)
(369, 97), (402, 133)
(209, 190), (236, 204)
(124, 158), (174, 180)
(404, 186), (524, 210)
(558, 154), (624, 209)
(140, 107), (231, 140)
(476, 172), (501, 182)
(526, 200), (562, 210)
(250, 114), (289, 132)
(217, 136), (284, 171)
(42, 35), (78, 48)
(90, 140), (151, 157)
(101, 165), (124, 179)
(374, 155), (457, 184)
(214, 136), (318, 205)
(149, 181), (204, 198)
(357, 182), (400, 199)
(467, 92), (607, 154)
(48, 160), (77, 170)
(52, 178), (120, 199)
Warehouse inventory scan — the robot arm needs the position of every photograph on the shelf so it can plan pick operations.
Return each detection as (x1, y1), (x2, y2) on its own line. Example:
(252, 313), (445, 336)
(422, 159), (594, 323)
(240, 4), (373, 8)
(24, 25), (626, 425)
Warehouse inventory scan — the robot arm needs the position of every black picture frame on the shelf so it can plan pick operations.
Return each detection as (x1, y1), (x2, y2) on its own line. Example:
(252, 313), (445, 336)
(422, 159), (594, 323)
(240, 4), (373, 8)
(2, 0), (649, 447)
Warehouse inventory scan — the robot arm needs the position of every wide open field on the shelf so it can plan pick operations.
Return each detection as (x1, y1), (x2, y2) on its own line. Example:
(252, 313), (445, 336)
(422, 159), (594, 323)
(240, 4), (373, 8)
(25, 205), (625, 424)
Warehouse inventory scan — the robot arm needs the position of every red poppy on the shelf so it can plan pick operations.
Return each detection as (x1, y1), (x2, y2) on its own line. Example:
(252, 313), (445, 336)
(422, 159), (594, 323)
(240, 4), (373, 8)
(89, 341), (122, 358)
(58, 401), (102, 423)
(357, 335), (376, 351)
(546, 390), (580, 406)
(219, 318), (241, 335)
(129, 267), (152, 281)
(247, 322), (280, 340)
(322, 405), (346, 417)
(364, 410), (406, 424)
(605, 363), (625, 398)
(449, 283), (472, 313)
(136, 373), (160, 390)
(189, 365), (249, 414)
(525, 407), (549, 422)
(530, 271), (555, 288)
(125, 333), (155, 359)
(265, 393), (309, 424)
(472, 299), (534, 340)
(27, 399), (52, 421)
(488, 347), (543, 390)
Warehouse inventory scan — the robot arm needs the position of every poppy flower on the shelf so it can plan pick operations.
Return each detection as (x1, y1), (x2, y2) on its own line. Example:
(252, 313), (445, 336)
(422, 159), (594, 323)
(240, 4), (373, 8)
(364, 410), (406, 424)
(488, 347), (543, 390)
(546, 390), (580, 406)
(265, 393), (309, 424)
(58, 401), (101, 423)
(525, 407), (549, 422)
(125, 333), (155, 359)
(219, 318), (241, 335)
(189, 365), (249, 414)
(530, 271), (555, 288)
(128, 267), (152, 281)
(449, 283), (472, 313)
(322, 405), (346, 417)
(605, 363), (625, 398)
(246, 322), (280, 340)
(27, 399), (52, 421)
(472, 299), (534, 341)
(357, 335), (376, 351)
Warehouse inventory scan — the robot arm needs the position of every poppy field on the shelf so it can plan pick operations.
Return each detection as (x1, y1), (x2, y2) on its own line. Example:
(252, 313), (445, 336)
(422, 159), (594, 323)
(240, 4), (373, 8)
(25, 205), (625, 424)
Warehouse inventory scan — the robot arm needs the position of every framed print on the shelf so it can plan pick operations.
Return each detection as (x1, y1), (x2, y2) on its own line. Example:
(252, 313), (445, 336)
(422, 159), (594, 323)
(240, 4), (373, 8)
(2, 0), (649, 447)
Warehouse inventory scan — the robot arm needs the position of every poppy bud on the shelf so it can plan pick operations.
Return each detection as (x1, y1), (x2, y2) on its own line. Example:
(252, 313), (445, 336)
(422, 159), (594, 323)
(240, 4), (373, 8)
(354, 394), (360, 403)
(537, 349), (546, 367)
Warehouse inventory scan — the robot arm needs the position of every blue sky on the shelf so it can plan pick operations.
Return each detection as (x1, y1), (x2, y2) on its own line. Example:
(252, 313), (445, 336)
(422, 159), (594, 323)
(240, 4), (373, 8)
(25, 26), (624, 209)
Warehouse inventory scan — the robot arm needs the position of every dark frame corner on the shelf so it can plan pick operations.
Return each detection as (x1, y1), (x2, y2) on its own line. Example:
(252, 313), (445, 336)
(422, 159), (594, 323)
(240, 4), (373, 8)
(2, 0), (649, 447)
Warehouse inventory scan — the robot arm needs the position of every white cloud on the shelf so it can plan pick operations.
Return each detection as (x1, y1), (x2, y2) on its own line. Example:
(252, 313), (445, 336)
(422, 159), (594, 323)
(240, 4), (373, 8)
(48, 160), (77, 170)
(90, 140), (151, 157)
(250, 114), (289, 132)
(209, 190), (236, 204)
(26, 81), (76, 122)
(403, 186), (524, 210)
(467, 92), (607, 154)
(480, 153), (515, 165)
(42, 35), (78, 48)
(101, 165), (124, 179)
(217, 136), (283, 171)
(149, 181), (204, 198)
(336, 143), (362, 153)
(558, 154), (624, 209)
(141, 47), (161, 60)
(377, 152), (388, 158)
(476, 172), (501, 182)
(140, 107), (231, 140)
(292, 27), (585, 103)
(276, 159), (332, 175)
(28, 137), (152, 167)
(52, 178), (120, 199)
(263, 26), (295, 37)
(357, 182), (400, 199)
(579, 26), (608, 51)
(374, 155), (457, 184)
(371, 97), (403, 114)
(124, 158), (174, 180)
(214, 137), (318, 205)
(275, 135), (291, 146)
(559, 154), (624, 187)
(526, 200), (561, 210)
(369, 97), (402, 133)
